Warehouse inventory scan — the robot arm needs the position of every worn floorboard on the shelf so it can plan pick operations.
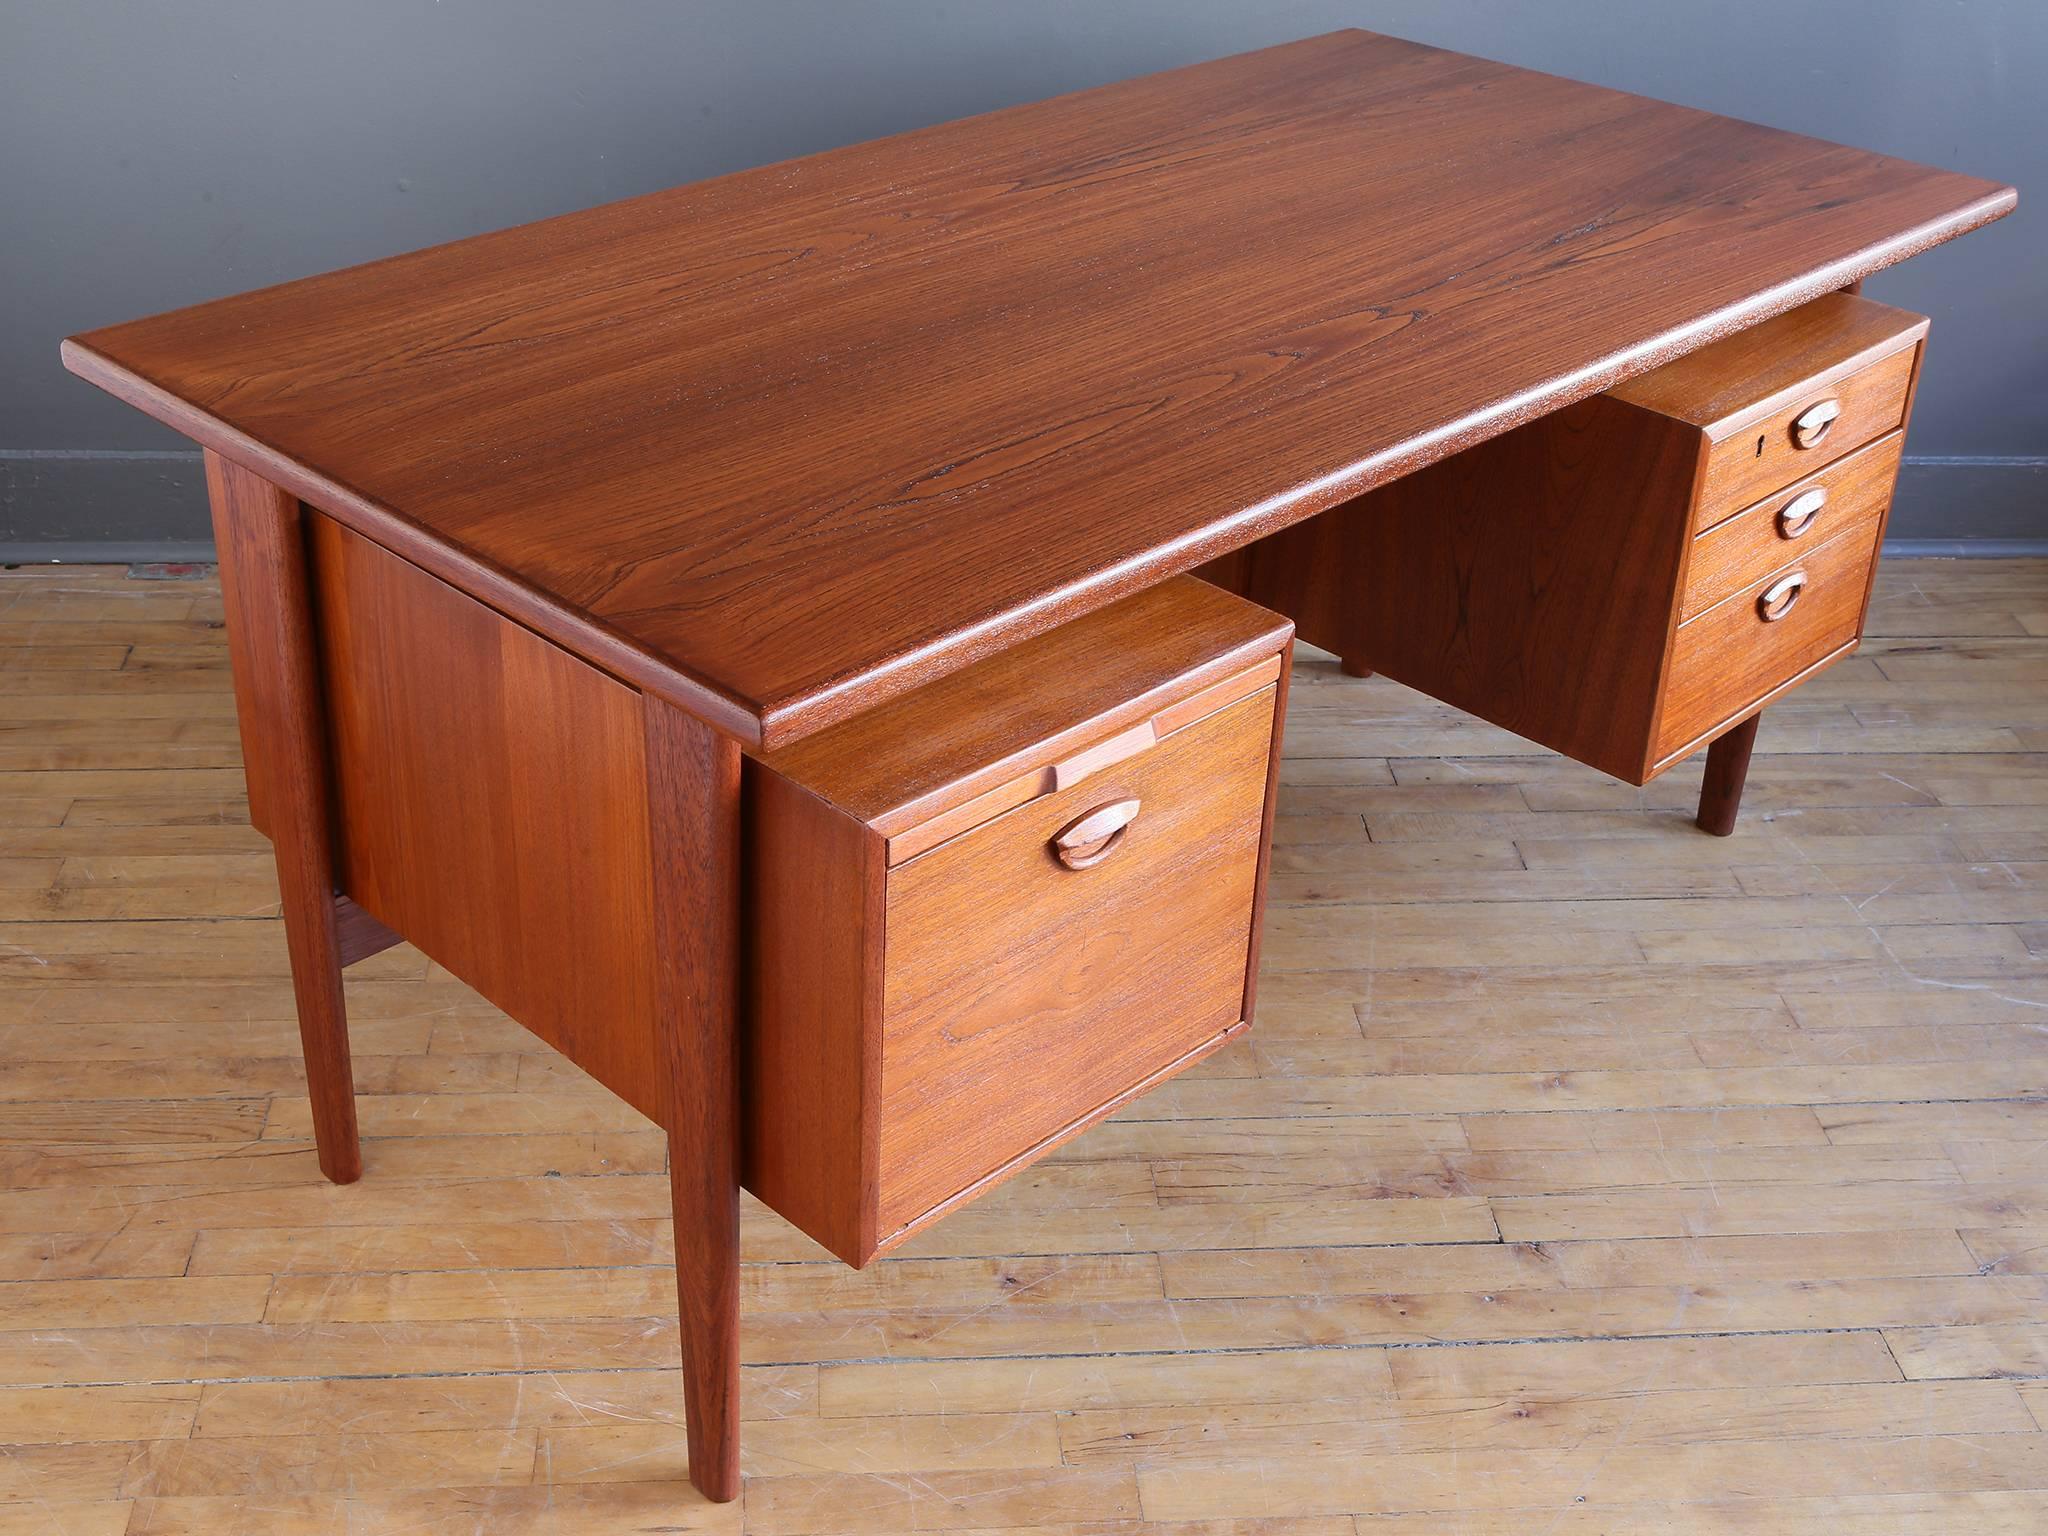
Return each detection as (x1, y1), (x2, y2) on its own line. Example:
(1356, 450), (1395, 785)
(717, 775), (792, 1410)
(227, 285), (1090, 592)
(1, 558), (2044, 1533)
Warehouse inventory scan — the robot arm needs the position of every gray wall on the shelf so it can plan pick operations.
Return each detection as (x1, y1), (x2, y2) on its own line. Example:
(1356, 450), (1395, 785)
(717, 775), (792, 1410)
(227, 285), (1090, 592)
(5, 0), (2041, 559)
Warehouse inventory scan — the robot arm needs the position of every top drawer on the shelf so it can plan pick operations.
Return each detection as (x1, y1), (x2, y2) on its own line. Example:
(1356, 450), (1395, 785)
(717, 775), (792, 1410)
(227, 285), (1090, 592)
(1607, 293), (1926, 531)
(1693, 342), (1916, 522)
(759, 577), (1293, 862)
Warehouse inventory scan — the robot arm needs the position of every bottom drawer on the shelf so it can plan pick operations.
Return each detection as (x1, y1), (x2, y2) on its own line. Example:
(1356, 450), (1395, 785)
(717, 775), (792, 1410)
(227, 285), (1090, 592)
(878, 683), (1273, 1240)
(1656, 519), (1880, 763)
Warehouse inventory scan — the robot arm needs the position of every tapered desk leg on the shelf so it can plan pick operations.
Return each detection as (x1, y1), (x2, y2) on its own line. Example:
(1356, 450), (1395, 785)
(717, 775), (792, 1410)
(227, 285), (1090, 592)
(206, 452), (361, 1184)
(1340, 657), (1374, 678)
(1696, 711), (1762, 837)
(645, 697), (744, 1503)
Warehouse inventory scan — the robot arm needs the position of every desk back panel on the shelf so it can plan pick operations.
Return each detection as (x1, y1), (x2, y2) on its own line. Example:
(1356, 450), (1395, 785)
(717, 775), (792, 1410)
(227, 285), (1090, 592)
(1200, 394), (1702, 782)
(307, 518), (669, 1128)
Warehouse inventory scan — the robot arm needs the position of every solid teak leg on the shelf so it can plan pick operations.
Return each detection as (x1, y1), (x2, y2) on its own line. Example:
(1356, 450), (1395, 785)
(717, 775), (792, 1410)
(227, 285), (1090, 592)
(205, 452), (361, 1183)
(1696, 711), (1763, 837)
(645, 696), (745, 1503)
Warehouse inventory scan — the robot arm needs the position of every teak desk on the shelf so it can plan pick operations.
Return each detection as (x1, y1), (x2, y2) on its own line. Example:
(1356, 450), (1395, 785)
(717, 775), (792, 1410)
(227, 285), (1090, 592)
(61, 31), (2012, 1503)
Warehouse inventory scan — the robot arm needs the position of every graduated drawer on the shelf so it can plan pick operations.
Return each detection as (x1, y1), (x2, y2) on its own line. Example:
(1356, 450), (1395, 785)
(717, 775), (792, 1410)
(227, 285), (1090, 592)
(1607, 293), (1925, 535)
(1680, 430), (1903, 622)
(1692, 337), (1916, 523)
(742, 577), (1292, 1265)
(1656, 516), (1882, 763)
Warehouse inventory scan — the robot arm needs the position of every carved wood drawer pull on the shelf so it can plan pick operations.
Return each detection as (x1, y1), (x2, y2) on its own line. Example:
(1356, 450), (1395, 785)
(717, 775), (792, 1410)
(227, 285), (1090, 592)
(1052, 798), (1141, 870)
(1758, 571), (1807, 623)
(1791, 398), (1841, 449)
(1776, 486), (1827, 539)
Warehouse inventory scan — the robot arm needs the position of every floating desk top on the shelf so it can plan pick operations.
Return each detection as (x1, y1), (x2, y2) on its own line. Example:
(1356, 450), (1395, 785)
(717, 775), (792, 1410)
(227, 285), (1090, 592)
(63, 29), (2012, 746)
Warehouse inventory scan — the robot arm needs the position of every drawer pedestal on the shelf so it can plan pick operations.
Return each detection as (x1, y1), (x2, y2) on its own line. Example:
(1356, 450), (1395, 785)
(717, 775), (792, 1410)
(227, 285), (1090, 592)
(1201, 293), (1927, 830)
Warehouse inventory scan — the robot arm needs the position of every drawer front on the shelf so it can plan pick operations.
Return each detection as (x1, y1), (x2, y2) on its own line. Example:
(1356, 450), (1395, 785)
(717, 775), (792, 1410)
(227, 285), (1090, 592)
(1693, 341), (1915, 530)
(1681, 430), (1902, 622)
(1657, 520), (1880, 763)
(876, 685), (1274, 1239)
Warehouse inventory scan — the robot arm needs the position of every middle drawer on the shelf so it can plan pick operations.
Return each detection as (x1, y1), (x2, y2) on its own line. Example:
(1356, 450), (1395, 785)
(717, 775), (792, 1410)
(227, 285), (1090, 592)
(742, 576), (1293, 1265)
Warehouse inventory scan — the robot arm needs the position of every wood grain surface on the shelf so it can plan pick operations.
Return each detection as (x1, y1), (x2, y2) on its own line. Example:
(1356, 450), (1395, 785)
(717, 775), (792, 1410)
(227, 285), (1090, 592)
(6, 557), (2047, 1531)
(61, 31), (2013, 746)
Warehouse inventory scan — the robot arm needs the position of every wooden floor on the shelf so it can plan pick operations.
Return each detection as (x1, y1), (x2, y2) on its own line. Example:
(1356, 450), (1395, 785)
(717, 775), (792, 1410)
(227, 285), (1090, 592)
(2, 557), (2046, 1535)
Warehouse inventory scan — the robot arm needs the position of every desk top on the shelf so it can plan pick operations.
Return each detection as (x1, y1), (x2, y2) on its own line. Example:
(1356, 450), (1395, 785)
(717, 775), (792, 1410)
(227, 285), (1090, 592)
(64, 30), (2012, 747)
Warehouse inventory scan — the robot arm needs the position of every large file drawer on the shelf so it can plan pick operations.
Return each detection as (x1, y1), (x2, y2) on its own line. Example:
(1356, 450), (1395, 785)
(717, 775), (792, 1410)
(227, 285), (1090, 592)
(742, 577), (1293, 1264)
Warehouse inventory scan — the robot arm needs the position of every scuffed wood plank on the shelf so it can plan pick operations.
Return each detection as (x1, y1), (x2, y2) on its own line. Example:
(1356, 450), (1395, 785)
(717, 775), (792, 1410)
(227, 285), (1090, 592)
(0, 1383), (198, 1446)
(122, 1483), (740, 1535)
(1060, 1379), (2033, 1462)
(1887, 1322), (2048, 1381)
(1136, 1433), (2048, 1521)
(192, 1367), (817, 1438)
(539, 1412), (1064, 1481)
